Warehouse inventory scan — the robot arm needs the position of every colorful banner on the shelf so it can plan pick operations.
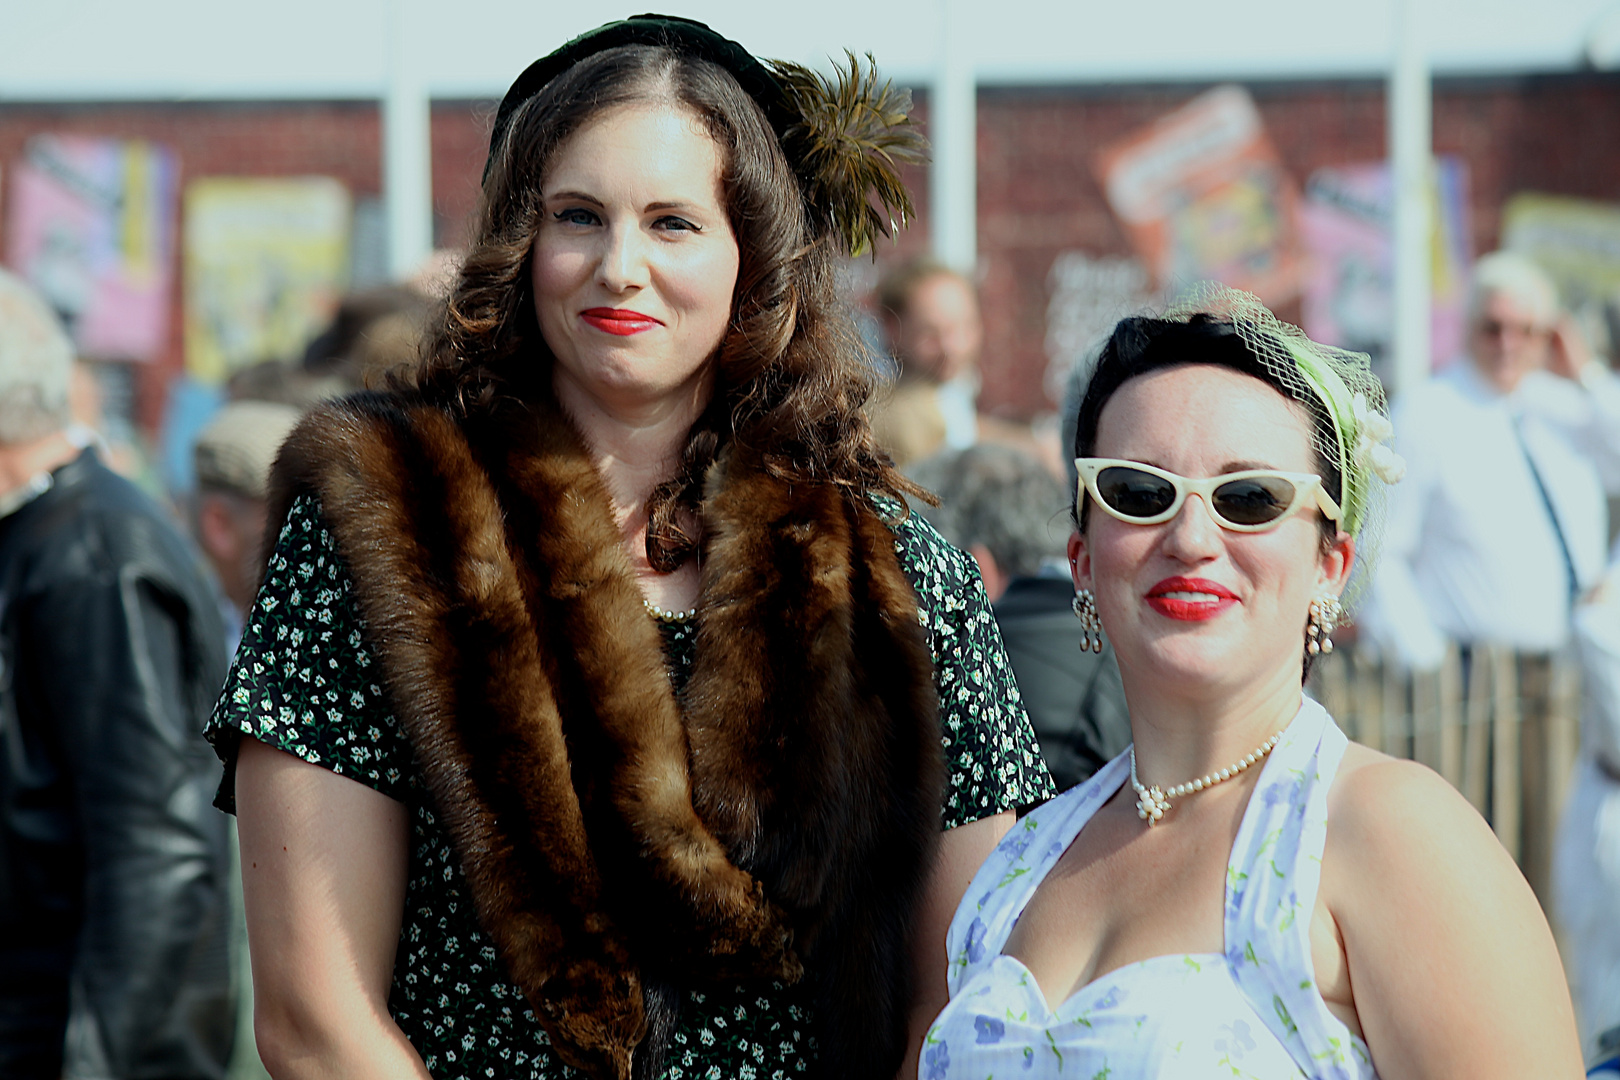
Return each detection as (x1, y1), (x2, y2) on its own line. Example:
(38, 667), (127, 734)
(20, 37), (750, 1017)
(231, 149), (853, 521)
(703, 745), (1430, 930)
(1094, 85), (1302, 304)
(184, 177), (350, 384)
(1502, 193), (1620, 318)
(1298, 157), (1472, 379)
(3, 135), (177, 361)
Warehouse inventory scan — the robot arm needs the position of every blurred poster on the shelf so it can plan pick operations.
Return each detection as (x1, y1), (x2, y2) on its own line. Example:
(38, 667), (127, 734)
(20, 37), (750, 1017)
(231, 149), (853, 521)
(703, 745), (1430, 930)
(3, 135), (177, 361)
(1298, 157), (1471, 379)
(184, 177), (350, 383)
(1095, 85), (1302, 304)
(1502, 193), (1620, 317)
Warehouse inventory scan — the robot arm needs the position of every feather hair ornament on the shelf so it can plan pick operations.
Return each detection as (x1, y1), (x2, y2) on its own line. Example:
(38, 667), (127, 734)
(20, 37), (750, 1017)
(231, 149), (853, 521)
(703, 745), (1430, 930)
(768, 53), (927, 257)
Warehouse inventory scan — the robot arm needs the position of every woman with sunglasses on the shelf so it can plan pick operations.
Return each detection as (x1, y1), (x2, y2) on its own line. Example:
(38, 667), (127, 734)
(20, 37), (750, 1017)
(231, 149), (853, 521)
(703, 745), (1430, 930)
(921, 290), (1583, 1079)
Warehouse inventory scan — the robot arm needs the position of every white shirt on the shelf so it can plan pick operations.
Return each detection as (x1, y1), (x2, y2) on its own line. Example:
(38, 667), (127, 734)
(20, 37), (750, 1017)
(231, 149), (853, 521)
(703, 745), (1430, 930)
(937, 373), (979, 450)
(1361, 361), (1613, 668)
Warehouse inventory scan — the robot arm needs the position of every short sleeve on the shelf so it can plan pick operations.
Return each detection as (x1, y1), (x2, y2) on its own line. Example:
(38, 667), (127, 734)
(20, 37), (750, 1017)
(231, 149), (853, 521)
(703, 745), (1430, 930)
(205, 493), (412, 811)
(887, 505), (1056, 829)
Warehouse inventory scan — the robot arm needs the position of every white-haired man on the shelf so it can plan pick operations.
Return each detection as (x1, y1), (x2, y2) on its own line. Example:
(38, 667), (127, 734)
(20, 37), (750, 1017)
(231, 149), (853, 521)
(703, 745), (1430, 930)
(1363, 251), (1620, 668)
(0, 270), (233, 1078)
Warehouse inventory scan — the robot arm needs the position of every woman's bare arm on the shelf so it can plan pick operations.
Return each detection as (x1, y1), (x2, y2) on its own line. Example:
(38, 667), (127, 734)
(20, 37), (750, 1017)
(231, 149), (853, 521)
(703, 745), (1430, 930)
(236, 736), (432, 1080)
(896, 810), (1015, 1080)
(1325, 754), (1583, 1079)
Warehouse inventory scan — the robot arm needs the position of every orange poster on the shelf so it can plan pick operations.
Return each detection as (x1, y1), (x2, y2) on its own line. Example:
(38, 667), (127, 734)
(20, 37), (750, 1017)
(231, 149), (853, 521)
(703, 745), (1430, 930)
(1095, 86), (1302, 304)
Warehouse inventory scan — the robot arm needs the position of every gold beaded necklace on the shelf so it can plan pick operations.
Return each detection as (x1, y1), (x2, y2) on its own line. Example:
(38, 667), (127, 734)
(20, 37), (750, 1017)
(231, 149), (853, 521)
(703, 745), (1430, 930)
(642, 597), (696, 623)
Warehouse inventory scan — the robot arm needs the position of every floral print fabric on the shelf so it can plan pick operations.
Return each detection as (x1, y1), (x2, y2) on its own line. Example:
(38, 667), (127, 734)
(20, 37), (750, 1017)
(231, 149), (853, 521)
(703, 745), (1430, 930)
(207, 493), (1052, 1080)
(926, 697), (1378, 1080)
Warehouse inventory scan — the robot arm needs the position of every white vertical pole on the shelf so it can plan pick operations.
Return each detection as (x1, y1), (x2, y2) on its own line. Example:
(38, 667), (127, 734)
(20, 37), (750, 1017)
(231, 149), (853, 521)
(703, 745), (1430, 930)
(384, 0), (433, 281)
(930, 0), (976, 274)
(1389, 0), (1432, 396)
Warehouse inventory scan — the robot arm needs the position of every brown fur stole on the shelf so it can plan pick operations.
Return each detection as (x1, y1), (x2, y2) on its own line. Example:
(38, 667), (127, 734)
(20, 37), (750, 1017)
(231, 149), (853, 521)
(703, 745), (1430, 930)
(266, 390), (945, 1080)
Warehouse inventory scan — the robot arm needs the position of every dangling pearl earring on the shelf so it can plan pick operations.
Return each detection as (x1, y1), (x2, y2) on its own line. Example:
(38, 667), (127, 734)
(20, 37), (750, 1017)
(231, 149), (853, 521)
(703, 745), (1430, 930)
(1072, 589), (1104, 653)
(1306, 594), (1342, 655)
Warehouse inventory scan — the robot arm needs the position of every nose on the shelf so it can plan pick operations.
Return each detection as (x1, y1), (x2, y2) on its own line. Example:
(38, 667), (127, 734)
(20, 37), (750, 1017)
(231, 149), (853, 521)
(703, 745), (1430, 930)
(596, 221), (648, 294)
(1160, 493), (1224, 563)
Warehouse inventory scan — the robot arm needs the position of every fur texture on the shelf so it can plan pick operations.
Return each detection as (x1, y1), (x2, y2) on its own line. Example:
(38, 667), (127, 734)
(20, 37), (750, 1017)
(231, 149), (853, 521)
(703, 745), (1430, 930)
(266, 391), (944, 1080)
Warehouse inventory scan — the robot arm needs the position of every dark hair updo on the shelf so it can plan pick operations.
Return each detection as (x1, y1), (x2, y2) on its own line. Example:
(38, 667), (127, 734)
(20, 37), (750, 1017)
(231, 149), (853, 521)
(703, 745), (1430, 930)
(1071, 313), (1343, 554)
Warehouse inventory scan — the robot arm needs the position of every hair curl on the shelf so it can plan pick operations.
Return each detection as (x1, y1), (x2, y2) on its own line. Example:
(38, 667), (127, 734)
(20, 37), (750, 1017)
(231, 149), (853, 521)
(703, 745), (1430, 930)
(401, 44), (923, 569)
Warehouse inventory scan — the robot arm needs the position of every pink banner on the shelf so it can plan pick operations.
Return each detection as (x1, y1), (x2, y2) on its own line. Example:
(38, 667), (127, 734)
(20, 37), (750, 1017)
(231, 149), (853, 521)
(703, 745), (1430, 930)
(1299, 157), (1471, 379)
(4, 134), (177, 362)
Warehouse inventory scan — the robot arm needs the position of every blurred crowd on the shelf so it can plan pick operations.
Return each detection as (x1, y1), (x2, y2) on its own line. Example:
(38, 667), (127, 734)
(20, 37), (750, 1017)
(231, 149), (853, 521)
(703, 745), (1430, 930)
(6, 236), (1620, 1074)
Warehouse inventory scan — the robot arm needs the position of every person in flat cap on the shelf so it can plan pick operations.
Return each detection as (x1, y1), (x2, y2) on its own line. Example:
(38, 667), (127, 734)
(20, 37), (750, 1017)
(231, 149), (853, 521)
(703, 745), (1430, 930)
(207, 16), (1050, 1080)
(191, 400), (302, 648)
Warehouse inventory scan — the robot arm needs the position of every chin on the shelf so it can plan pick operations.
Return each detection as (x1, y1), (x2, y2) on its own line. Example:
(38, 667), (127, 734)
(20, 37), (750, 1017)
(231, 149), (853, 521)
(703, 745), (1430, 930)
(1136, 629), (1257, 688)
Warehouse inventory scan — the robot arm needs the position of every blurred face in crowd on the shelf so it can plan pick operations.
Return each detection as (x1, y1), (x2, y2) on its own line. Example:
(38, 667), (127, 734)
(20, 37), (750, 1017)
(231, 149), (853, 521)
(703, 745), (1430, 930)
(531, 101), (739, 417)
(196, 489), (270, 616)
(890, 272), (982, 384)
(1469, 289), (1551, 394)
(1071, 364), (1351, 699)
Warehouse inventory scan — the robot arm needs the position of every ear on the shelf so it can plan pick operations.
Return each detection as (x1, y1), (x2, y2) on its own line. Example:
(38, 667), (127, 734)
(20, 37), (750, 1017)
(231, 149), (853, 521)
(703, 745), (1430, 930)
(1067, 529), (1092, 592)
(879, 306), (903, 343)
(197, 495), (239, 565)
(968, 542), (1008, 603)
(1316, 530), (1356, 599)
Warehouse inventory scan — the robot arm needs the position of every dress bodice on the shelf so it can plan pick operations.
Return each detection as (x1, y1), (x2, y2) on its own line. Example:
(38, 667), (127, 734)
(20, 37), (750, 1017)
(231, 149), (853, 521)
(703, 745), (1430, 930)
(924, 697), (1379, 1080)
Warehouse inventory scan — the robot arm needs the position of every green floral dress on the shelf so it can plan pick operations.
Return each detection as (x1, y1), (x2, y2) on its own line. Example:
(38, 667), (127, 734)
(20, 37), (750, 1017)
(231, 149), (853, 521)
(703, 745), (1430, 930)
(207, 493), (1053, 1080)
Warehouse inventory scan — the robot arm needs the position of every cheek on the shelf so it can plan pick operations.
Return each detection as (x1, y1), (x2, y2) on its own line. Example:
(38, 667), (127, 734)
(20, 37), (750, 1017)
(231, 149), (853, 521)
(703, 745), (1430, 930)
(1231, 529), (1323, 604)
(1083, 518), (1153, 588)
(531, 241), (588, 308)
(668, 242), (739, 333)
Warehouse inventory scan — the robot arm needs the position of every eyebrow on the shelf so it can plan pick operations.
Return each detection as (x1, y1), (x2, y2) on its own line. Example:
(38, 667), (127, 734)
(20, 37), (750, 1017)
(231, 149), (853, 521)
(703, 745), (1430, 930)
(1117, 458), (1284, 474)
(546, 190), (602, 206)
(544, 191), (702, 214)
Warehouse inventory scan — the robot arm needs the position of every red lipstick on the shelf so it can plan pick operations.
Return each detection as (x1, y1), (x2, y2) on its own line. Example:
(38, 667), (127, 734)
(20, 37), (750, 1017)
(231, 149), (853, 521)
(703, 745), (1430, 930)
(581, 307), (662, 336)
(1144, 576), (1239, 622)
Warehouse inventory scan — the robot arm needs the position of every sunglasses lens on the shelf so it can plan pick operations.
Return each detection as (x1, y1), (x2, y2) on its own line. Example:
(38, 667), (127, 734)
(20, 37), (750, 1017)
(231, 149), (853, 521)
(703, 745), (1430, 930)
(1096, 467), (1177, 519)
(1212, 476), (1297, 525)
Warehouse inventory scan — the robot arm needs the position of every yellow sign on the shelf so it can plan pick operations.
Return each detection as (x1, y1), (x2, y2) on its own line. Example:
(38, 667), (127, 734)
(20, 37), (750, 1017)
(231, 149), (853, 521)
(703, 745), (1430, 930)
(184, 177), (350, 383)
(1502, 193), (1620, 314)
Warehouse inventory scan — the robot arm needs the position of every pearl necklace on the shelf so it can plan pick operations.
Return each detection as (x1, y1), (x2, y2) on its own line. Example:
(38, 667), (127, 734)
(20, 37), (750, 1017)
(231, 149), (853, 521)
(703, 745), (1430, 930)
(642, 598), (696, 623)
(1130, 728), (1285, 826)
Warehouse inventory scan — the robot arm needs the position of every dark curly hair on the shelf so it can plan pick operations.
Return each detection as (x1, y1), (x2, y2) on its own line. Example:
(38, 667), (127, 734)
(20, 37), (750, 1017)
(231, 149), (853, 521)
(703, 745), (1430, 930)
(400, 44), (923, 569)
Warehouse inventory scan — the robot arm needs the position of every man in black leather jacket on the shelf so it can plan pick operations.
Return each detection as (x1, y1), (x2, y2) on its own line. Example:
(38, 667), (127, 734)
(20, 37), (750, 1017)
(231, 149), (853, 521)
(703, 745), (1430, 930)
(0, 270), (233, 1079)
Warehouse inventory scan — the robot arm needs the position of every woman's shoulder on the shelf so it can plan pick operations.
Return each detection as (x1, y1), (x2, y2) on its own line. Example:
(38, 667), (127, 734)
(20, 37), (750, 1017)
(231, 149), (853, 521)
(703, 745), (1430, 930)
(208, 488), (412, 805)
(1328, 742), (1480, 840)
(1314, 737), (1582, 1072)
(1322, 740), (1523, 912)
(870, 495), (979, 584)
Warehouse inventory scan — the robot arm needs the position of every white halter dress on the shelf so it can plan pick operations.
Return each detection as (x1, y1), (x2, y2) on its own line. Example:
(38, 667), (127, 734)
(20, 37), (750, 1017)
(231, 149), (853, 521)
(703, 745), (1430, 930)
(924, 697), (1378, 1080)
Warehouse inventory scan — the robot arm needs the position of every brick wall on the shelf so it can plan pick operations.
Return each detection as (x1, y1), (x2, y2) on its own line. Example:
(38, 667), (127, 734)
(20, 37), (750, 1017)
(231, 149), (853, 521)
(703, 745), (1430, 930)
(4, 71), (1619, 428)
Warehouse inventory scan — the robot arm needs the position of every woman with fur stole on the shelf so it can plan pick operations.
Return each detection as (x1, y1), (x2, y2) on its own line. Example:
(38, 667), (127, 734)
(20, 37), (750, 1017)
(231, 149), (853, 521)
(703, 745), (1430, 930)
(205, 16), (1051, 1080)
